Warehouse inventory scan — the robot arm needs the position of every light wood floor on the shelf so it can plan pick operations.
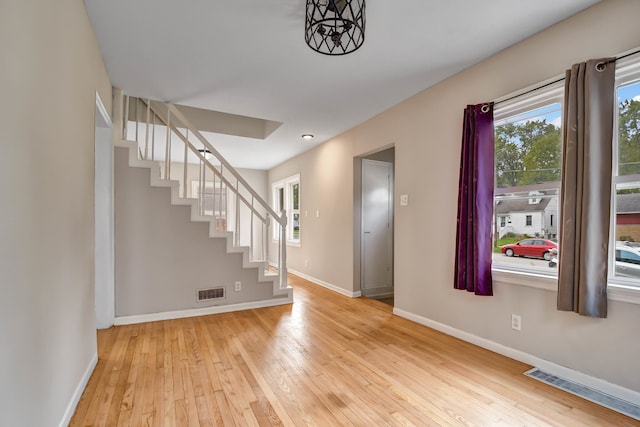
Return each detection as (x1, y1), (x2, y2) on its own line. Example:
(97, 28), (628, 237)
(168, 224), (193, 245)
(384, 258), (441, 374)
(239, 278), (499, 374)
(71, 275), (638, 426)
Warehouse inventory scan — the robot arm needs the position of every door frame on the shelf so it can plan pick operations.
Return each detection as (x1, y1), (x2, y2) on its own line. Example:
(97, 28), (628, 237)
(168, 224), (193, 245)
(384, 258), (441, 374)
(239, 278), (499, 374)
(361, 159), (394, 297)
(94, 92), (114, 329)
(353, 145), (395, 297)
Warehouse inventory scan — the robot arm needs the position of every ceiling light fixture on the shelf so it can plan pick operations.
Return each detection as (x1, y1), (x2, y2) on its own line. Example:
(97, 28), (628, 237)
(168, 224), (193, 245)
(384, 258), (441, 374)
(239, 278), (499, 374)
(305, 0), (365, 56)
(301, 134), (314, 140)
(198, 148), (213, 160)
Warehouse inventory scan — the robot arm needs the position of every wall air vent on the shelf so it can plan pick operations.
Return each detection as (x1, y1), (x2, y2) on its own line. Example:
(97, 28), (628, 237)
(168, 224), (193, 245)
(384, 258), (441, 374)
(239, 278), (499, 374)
(197, 287), (225, 301)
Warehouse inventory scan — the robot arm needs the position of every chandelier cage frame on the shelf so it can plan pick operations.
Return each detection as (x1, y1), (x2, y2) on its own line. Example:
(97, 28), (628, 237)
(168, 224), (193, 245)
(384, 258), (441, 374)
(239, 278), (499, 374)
(304, 0), (366, 55)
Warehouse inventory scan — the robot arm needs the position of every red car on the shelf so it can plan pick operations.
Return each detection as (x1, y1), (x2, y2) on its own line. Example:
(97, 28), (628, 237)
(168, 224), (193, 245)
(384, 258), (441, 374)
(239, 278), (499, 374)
(501, 238), (557, 261)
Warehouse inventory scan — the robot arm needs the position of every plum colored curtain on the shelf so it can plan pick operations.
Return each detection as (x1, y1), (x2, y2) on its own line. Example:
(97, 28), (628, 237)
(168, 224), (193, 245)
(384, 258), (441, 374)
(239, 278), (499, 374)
(558, 59), (615, 318)
(455, 103), (494, 296)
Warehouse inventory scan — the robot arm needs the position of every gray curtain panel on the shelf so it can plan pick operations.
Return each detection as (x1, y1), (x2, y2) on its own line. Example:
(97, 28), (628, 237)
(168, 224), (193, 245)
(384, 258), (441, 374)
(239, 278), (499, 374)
(557, 58), (615, 318)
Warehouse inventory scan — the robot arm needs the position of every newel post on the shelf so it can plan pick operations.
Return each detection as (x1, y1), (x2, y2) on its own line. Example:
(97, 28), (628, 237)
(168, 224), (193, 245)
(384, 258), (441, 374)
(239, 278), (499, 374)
(279, 209), (288, 288)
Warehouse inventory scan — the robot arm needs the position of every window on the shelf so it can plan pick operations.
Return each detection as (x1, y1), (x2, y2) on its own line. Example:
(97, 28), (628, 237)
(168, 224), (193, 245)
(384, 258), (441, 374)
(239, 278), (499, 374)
(493, 52), (640, 294)
(272, 174), (301, 244)
(611, 57), (640, 287)
(493, 83), (563, 273)
(291, 182), (300, 240)
(192, 181), (227, 230)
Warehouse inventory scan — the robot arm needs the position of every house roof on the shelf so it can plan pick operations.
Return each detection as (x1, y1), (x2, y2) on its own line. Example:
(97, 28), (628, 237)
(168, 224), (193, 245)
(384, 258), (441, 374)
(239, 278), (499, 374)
(617, 193), (640, 214)
(495, 193), (640, 215)
(495, 198), (552, 215)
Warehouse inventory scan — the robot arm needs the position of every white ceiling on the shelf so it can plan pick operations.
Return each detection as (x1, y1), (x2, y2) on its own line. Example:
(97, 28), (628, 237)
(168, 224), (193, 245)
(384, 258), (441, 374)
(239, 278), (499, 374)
(85, 0), (600, 170)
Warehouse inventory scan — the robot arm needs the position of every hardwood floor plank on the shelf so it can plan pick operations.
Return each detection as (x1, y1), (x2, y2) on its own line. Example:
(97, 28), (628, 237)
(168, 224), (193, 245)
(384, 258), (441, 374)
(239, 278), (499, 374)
(71, 274), (639, 426)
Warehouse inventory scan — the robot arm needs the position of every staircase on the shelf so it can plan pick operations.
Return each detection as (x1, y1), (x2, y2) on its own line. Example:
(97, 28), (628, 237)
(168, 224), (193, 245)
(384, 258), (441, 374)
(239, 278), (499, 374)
(112, 89), (291, 322)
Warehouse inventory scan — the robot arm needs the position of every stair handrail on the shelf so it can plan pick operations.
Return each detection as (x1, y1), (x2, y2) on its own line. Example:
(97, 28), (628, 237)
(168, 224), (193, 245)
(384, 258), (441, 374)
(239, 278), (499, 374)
(164, 102), (286, 227)
(140, 99), (272, 224)
(119, 93), (288, 289)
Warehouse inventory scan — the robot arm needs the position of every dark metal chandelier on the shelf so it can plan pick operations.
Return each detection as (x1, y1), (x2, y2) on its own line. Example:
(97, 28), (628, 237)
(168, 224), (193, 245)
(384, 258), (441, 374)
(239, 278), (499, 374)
(305, 0), (365, 55)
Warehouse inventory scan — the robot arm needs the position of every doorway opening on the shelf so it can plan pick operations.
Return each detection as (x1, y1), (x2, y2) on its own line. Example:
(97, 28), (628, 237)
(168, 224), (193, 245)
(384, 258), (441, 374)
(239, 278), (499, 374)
(353, 146), (395, 305)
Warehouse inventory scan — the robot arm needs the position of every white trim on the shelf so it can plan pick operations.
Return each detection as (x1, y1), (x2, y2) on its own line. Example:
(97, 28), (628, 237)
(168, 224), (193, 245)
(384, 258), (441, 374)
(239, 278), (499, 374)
(58, 353), (98, 427)
(288, 268), (362, 298)
(493, 267), (640, 305)
(114, 295), (293, 325)
(393, 308), (640, 406)
(609, 283), (640, 305)
(493, 268), (556, 291)
(94, 92), (115, 330)
(95, 91), (112, 127)
(271, 173), (301, 244)
(616, 49), (640, 84)
(493, 77), (564, 122)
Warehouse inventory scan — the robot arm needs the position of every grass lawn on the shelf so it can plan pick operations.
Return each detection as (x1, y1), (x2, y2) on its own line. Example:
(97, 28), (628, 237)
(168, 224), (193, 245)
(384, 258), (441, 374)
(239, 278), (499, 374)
(493, 236), (522, 253)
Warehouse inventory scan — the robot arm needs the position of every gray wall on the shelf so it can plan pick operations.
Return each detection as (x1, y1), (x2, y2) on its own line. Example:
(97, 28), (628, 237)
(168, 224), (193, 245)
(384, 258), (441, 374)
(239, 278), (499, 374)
(0, 0), (112, 425)
(269, 0), (640, 393)
(115, 147), (283, 317)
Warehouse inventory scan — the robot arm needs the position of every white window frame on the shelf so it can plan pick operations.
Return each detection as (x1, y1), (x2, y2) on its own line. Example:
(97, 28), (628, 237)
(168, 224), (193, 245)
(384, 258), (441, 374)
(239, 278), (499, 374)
(492, 78), (563, 281)
(609, 54), (640, 291)
(492, 52), (640, 304)
(272, 173), (301, 246)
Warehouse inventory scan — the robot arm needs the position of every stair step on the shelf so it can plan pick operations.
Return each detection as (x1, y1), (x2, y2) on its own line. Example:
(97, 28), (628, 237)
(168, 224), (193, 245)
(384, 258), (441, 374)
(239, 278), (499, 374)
(119, 139), (283, 293)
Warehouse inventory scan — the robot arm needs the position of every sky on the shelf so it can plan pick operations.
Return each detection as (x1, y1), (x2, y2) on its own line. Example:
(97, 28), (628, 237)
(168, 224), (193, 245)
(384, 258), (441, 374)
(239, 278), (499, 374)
(619, 80), (640, 103)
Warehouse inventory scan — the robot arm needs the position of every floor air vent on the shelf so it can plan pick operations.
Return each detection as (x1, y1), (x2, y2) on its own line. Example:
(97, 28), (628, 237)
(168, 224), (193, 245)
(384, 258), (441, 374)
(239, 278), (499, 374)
(524, 368), (640, 421)
(197, 287), (225, 301)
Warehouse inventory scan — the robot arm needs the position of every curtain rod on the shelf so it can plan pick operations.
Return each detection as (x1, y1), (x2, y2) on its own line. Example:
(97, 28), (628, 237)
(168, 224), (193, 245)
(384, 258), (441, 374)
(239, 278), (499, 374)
(492, 48), (640, 107)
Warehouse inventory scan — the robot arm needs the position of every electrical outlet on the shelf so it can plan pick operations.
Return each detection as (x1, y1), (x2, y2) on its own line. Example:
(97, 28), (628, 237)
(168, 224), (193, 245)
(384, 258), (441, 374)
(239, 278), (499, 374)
(400, 194), (409, 206)
(511, 314), (522, 331)
(235, 281), (241, 292)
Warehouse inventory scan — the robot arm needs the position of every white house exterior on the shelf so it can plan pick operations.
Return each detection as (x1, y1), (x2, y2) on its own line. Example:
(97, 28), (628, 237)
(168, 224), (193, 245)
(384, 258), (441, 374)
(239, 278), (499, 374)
(495, 194), (558, 239)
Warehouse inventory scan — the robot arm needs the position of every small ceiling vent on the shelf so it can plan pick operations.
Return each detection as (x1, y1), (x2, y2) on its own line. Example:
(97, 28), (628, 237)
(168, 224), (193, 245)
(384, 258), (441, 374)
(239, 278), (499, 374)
(197, 287), (225, 301)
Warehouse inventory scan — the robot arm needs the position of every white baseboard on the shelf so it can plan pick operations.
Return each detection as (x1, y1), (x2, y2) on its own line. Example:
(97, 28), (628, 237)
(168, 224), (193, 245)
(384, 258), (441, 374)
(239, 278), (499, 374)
(288, 268), (361, 298)
(59, 352), (98, 427)
(393, 307), (640, 406)
(114, 295), (293, 325)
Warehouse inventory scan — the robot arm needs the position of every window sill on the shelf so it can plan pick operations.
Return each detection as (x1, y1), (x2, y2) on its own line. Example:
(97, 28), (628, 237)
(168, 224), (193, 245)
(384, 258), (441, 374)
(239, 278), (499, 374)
(492, 267), (640, 305)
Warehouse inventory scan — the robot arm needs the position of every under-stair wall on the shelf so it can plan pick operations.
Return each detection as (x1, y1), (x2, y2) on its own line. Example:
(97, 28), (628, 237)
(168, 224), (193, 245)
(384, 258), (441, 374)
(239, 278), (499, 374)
(114, 146), (291, 324)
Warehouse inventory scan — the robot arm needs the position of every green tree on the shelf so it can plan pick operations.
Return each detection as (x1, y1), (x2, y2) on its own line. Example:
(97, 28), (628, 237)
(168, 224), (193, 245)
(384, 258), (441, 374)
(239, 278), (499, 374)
(495, 123), (523, 188)
(495, 119), (561, 188)
(618, 99), (640, 176)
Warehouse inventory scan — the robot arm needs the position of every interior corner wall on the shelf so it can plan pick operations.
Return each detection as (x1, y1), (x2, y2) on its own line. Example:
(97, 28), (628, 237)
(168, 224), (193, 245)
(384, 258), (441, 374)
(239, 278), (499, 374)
(268, 0), (640, 393)
(0, 1), (112, 426)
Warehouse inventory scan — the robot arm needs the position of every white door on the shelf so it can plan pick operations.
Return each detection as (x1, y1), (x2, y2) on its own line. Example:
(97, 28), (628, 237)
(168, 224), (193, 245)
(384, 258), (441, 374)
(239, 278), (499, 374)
(361, 159), (393, 298)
